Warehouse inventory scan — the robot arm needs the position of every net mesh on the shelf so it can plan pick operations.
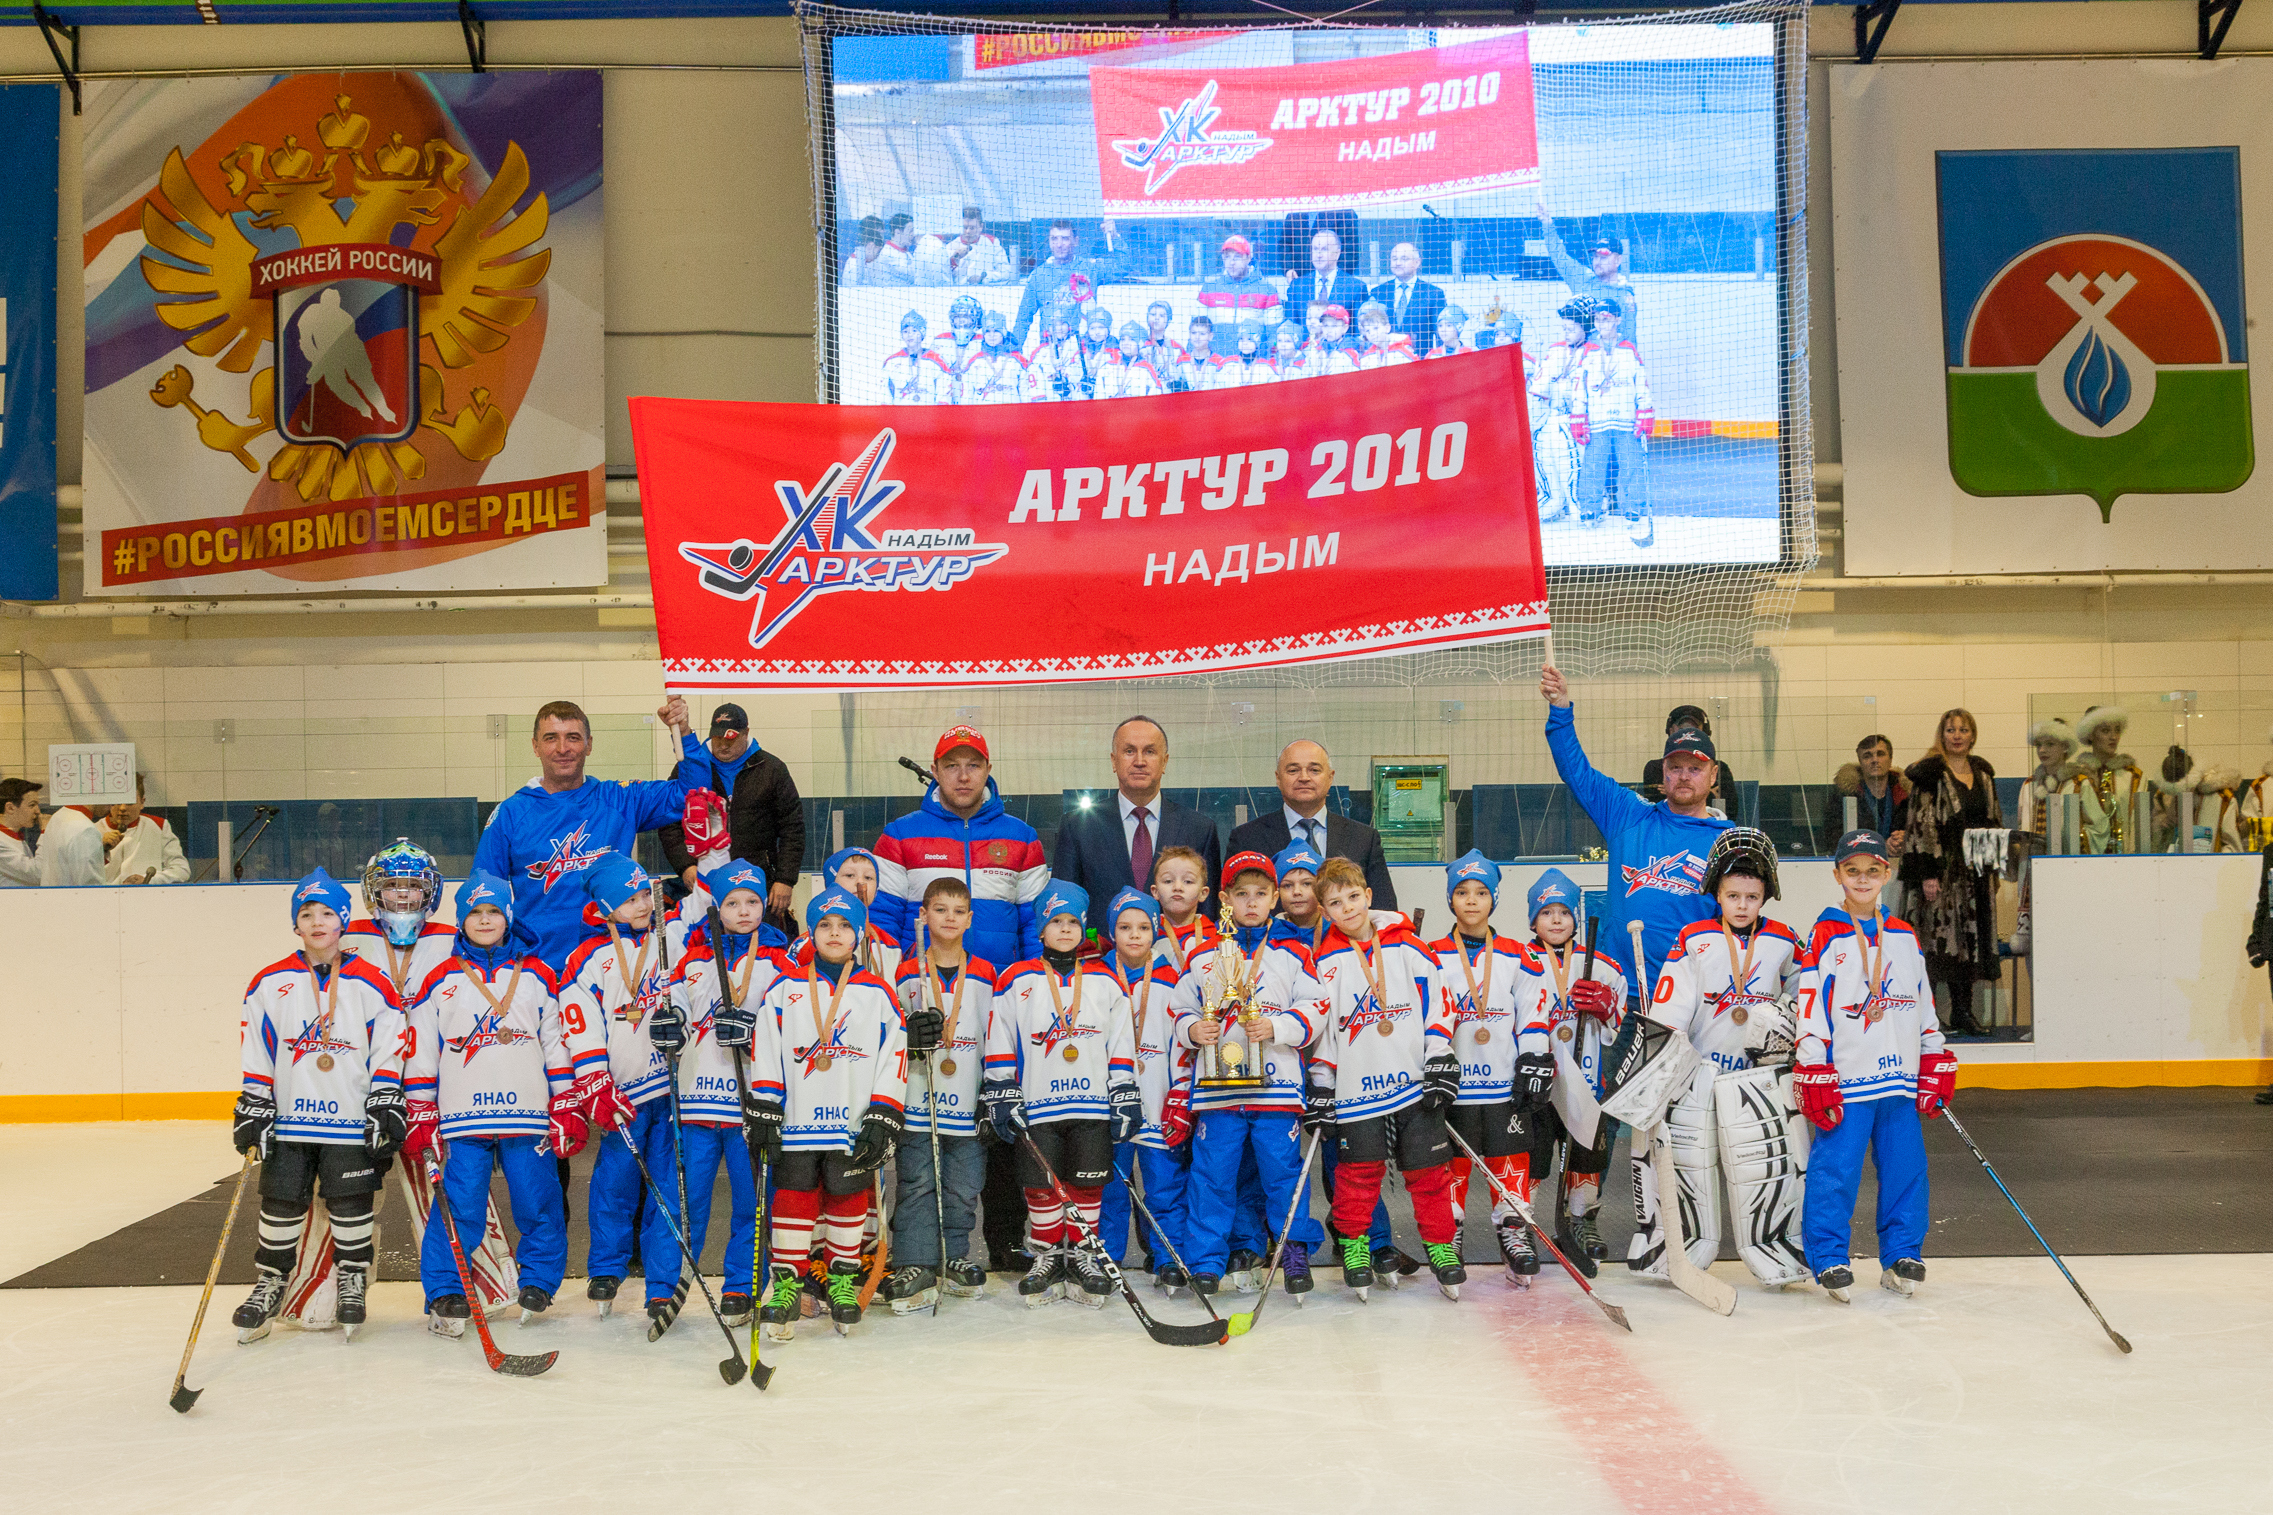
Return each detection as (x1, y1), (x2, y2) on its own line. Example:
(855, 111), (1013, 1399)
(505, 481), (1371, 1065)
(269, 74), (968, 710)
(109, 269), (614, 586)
(802, 1), (1815, 693)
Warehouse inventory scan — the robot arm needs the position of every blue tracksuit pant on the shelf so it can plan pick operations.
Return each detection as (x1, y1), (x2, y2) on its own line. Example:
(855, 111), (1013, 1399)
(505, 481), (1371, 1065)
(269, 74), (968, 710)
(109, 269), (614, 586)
(422, 1135), (563, 1305)
(1130, 1144), (1193, 1269)
(1802, 1094), (1929, 1273)
(588, 1098), (686, 1301)
(678, 1121), (758, 1294)
(1099, 1139), (1140, 1263)
(1186, 1110), (1323, 1274)
(1318, 1134), (1393, 1250)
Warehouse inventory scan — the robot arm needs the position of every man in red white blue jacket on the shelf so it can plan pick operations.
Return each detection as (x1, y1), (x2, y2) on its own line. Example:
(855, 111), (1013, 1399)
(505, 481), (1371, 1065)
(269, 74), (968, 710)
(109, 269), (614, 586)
(872, 724), (1047, 972)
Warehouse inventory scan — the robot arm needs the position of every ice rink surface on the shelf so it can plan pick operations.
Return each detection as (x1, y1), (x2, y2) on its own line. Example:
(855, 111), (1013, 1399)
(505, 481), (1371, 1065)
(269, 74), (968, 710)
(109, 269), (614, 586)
(5, 1125), (2267, 1515)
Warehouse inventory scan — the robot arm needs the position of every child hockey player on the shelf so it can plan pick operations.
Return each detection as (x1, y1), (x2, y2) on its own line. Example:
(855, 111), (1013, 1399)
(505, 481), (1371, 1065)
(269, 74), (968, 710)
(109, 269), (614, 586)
(746, 885), (907, 1338)
(1431, 851), (1554, 1285)
(1173, 315), (1224, 393)
(1353, 301), (1417, 371)
(1305, 857), (1463, 1300)
(884, 310), (947, 404)
(1150, 845), (1218, 979)
(403, 871), (578, 1336)
(1627, 828), (1810, 1289)
(1513, 869), (1628, 1267)
(982, 882), (1139, 1307)
(1175, 852), (1327, 1299)
(962, 312), (1033, 405)
(1303, 305), (1358, 377)
(231, 868), (407, 1342)
(561, 852), (689, 1329)
(1093, 322), (1166, 400)
(799, 846), (903, 982)
(1267, 320), (1307, 380)
(1217, 320), (1276, 387)
(1794, 831), (1958, 1302)
(657, 858), (785, 1326)
(1530, 300), (1591, 524)
(1095, 887), (1194, 1287)
(1575, 300), (1656, 546)
(1426, 303), (1476, 359)
(881, 876), (997, 1313)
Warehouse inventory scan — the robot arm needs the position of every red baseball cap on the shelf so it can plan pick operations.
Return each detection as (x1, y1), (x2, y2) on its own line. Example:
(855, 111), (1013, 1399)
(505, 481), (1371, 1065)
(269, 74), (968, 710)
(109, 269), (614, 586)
(1320, 304), (1349, 323)
(1224, 849), (1277, 884)
(934, 724), (989, 762)
(1220, 234), (1252, 256)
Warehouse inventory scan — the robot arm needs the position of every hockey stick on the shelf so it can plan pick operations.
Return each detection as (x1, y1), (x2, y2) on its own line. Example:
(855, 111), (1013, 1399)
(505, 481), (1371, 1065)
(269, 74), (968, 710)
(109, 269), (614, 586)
(422, 1147), (558, 1377)
(924, 1056), (947, 1314)
(704, 902), (778, 1389)
(1227, 1130), (1322, 1338)
(1941, 1107), (2132, 1354)
(169, 1150), (256, 1412)
(1016, 1128), (1227, 1346)
(1115, 1151), (1220, 1323)
(1445, 1124), (1630, 1332)
(1649, 1126), (1738, 1316)
(613, 1115), (749, 1384)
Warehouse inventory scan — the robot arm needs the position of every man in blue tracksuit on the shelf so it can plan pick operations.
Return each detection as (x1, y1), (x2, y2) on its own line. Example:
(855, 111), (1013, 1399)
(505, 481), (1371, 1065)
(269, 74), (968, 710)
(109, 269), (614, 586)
(871, 724), (1047, 972)
(472, 697), (696, 973)
(1539, 664), (1731, 1003)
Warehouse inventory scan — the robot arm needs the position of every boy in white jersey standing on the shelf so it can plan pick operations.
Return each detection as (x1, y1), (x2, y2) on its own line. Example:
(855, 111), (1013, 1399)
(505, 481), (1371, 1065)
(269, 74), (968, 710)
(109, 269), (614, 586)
(1512, 869), (1628, 1271)
(1097, 887), (1195, 1288)
(1794, 831), (1957, 1302)
(231, 869), (407, 1341)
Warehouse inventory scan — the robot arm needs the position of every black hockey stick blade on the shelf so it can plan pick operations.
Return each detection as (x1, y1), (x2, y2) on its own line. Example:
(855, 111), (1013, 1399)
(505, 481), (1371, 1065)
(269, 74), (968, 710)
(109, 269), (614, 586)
(491, 1344), (562, 1377)
(1021, 1130), (1225, 1346)
(168, 1384), (204, 1414)
(1445, 1124), (1630, 1332)
(1140, 1312), (1234, 1347)
(717, 1351), (749, 1386)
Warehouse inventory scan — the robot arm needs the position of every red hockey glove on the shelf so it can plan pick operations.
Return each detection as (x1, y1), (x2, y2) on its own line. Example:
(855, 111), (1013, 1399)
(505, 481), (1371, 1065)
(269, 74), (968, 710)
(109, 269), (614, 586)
(682, 787), (731, 864)
(1636, 408), (1656, 437)
(402, 1100), (440, 1161)
(1569, 417), (1591, 446)
(548, 1090), (590, 1157)
(1161, 1086), (1193, 1150)
(1916, 1049), (1959, 1114)
(1794, 1063), (1844, 1132)
(577, 1070), (637, 1131)
(1569, 979), (1620, 1024)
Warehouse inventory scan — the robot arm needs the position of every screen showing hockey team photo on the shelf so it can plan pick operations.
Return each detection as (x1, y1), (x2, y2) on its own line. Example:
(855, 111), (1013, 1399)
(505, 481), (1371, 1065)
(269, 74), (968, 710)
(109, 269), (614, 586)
(827, 22), (1790, 567)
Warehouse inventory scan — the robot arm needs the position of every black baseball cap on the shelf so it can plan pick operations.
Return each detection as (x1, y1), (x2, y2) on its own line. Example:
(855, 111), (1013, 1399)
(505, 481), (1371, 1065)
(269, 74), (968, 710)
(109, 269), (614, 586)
(1663, 729), (1717, 762)
(1592, 234), (1626, 256)
(709, 703), (749, 736)
(1834, 829), (1889, 864)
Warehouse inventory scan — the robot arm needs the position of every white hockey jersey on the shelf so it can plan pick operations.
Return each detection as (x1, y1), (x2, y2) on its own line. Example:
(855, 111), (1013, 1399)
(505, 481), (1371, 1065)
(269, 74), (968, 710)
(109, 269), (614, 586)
(345, 919), (459, 1005)
(1091, 356), (1165, 401)
(1515, 939), (1631, 1102)
(1576, 339), (1653, 430)
(1650, 917), (1804, 1076)
(242, 953), (406, 1145)
(669, 929), (787, 1127)
(985, 960), (1135, 1123)
(892, 953), (998, 1137)
(0, 824), (36, 887)
(883, 348), (949, 404)
(960, 348), (1033, 405)
(1176, 352), (1227, 392)
(560, 915), (691, 1108)
(1530, 342), (1583, 420)
(405, 949), (573, 1141)
(1100, 953), (1189, 1148)
(1170, 932), (1321, 1115)
(1303, 343), (1358, 379)
(1429, 933), (1548, 1106)
(1353, 338), (1417, 371)
(1307, 924), (1453, 1122)
(105, 814), (189, 884)
(749, 960), (907, 1152)
(1795, 910), (1943, 1104)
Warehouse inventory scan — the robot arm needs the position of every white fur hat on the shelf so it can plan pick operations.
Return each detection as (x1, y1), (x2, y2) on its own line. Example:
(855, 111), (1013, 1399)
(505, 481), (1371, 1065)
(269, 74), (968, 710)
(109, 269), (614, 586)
(2200, 764), (2244, 794)
(2028, 718), (2077, 751)
(2076, 705), (2130, 741)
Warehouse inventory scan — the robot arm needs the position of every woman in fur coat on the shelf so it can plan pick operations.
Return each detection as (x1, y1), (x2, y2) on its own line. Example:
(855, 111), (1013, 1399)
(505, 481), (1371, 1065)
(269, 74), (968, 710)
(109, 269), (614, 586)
(1900, 707), (2001, 1038)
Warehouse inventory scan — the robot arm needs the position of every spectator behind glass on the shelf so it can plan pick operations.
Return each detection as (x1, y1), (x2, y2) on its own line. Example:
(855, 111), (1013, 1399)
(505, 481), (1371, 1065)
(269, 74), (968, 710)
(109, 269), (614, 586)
(104, 772), (189, 886)
(913, 205), (1013, 287)
(841, 214), (887, 286)
(1827, 736), (1909, 912)
(1641, 704), (1743, 812)
(0, 777), (42, 887)
(1900, 708), (2001, 1039)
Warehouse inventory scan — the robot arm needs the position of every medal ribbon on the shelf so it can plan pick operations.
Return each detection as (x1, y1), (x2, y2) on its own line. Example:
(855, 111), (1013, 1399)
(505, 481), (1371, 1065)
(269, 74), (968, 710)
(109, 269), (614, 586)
(1041, 962), (1083, 1052)
(605, 921), (657, 1027)
(923, 952), (970, 1057)
(804, 958), (853, 1065)
(1355, 934), (1404, 1028)
(1718, 923), (1761, 1017)
(1542, 941), (1573, 1021)
(304, 954), (342, 1047)
(1854, 911), (1885, 1021)
(1454, 935), (1493, 1031)
(464, 957), (525, 1035)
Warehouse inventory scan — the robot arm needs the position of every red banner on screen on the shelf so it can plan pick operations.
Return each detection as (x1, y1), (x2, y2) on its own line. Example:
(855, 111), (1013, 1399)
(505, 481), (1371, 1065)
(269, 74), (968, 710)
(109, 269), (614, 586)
(629, 349), (1547, 692)
(1090, 33), (1538, 216)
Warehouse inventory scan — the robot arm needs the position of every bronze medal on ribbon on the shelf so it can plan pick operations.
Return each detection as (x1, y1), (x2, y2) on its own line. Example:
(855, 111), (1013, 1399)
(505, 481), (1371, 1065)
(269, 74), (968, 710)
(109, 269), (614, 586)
(1731, 1007), (1749, 1026)
(939, 1058), (957, 1077)
(1376, 1020), (1395, 1038)
(316, 1053), (334, 1072)
(1472, 1028), (1490, 1045)
(813, 1054), (834, 1072)
(1062, 1043), (1081, 1063)
(1557, 1025), (1574, 1043)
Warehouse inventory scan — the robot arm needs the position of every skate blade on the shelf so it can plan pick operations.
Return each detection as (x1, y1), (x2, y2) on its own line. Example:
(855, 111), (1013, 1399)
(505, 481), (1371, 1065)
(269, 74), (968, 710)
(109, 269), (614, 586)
(1021, 1284), (1065, 1309)
(942, 1282), (986, 1300)
(763, 1320), (795, 1342)
(1072, 1289), (1109, 1309)
(1507, 1273), (1532, 1290)
(235, 1321), (273, 1345)
(427, 1316), (467, 1339)
(888, 1289), (939, 1316)
(596, 1300), (613, 1317)
(1880, 1268), (1917, 1298)
(833, 1320), (856, 1336)
(1351, 1287), (1369, 1304)
(341, 1322), (360, 1341)
(1824, 1286), (1852, 1304)
(520, 1309), (537, 1326)
(1439, 1283), (1462, 1302)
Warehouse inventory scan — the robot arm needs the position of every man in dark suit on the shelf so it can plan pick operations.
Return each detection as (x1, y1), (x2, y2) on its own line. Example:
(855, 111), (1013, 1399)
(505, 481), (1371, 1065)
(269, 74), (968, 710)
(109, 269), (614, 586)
(1226, 740), (1397, 910)
(1282, 228), (1373, 336)
(1050, 715), (1224, 934)
(1371, 241), (1447, 350)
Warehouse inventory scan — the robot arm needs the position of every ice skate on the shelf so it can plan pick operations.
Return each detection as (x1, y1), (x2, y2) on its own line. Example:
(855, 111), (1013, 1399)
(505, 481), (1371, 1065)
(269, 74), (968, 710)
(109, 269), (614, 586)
(587, 1275), (620, 1317)
(1066, 1247), (1113, 1308)
(1882, 1258), (1925, 1298)
(335, 1265), (368, 1338)
(1339, 1236), (1374, 1301)
(1497, 1219), (1538, 1287)
(1190, 1272), (1220, 1297)
(1281, 1242), (1313, 1300)
(826, 1261), (865, 1334)
(1225, 1247), (1263, 1294)
(1627, 508), (1656, 549)
(1426, 1242), (1466, 1301)
(518, 1284), (551, 1325)
(232, 1268), (285, 1343)
(759, 1264), (803, 1341)
(1571, 1211), (1607, 1261)
(1018, 1247), (1066, 1308)
(1153, 1262), (1189, 1295)
(883, 1264), (939, 1316)
(427, 1293), (470, 1338)
(1817, 1265), (1855, 1303)
(719, 1292), (754, 1327)
(940, 1258), (988, 1299)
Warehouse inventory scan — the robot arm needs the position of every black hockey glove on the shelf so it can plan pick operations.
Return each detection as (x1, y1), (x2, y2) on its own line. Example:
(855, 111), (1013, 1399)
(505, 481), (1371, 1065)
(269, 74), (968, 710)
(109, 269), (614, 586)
(979, 1078), (1027, 1142)
(742, 1093), (785, 1161)
(846, 1104), (905, 1175)
(364, 1083), (409, 1158)
(1512, 1050), (1555, 1113)
(1302, 1079), (1337, 1135)
(232, 1091), (276, 1159)
(1420, 1051), (1460, 1113)
(647, 998), (686, 1056)
(905, 1006), (944, 1056)
(1107, 1082), (1142, 1144)
(716, 1000), (756, 1051)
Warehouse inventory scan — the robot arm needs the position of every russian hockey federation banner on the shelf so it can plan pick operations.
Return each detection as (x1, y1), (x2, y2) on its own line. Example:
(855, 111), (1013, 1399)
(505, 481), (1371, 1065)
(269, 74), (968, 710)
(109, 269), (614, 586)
(81, 72), (605, 596)
(1090, 33), (1539, 215)
(631, 348), (1548, 691)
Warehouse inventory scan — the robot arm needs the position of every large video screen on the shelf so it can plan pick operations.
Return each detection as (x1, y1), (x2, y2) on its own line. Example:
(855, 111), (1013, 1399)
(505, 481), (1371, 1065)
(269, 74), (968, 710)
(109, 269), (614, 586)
(827, 22), (1790, 567)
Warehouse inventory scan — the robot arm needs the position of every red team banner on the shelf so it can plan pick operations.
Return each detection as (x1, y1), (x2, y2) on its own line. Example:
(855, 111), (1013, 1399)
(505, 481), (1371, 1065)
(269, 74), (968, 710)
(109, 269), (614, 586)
(630, 348), (1548, 692)
(1090, 33), (1539, 215)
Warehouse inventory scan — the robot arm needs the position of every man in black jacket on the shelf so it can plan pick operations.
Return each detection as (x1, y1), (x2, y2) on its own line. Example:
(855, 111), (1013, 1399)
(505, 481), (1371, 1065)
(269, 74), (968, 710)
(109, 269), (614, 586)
(1226, 739), (1396, 910)
(658, 702), (804, 930)
(1050, 716), (1222, 933)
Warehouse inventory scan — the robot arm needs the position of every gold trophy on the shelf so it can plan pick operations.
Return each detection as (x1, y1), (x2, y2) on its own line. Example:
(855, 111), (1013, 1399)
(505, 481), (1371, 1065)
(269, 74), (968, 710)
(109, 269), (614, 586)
(1198, 902), (1268, 1090)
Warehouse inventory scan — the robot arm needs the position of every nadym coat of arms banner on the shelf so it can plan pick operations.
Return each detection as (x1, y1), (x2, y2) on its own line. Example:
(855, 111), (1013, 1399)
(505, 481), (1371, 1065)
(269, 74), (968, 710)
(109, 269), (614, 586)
(81, 72), (605, 596)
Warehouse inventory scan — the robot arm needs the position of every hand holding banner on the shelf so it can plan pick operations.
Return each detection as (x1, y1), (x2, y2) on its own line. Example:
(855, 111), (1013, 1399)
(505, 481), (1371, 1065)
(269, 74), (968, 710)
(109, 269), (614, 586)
(631, 347), (1549, 691)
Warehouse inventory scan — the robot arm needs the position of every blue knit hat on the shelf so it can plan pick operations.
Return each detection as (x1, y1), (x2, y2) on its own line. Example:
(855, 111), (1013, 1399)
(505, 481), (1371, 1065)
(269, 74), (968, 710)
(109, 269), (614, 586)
(457, 870), (515, 934)
(806, 885), (867, 937)
(290, 867), (352, 927)
(824, 846), (880, 889)
(702, 857), (768, 907)
(1039, 879), (1090, 926)
(1447, 848), (1502, 905)
(1527, 867), (1583, 924)
(584, 851), (653, 915)
(1106, 886), (1159, 932)
(1273, 841), (1324, 879)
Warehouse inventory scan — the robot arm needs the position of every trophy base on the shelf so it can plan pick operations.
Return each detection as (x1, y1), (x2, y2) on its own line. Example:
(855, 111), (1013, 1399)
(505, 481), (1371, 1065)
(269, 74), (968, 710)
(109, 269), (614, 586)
(1196, 1074), (1269, 1091)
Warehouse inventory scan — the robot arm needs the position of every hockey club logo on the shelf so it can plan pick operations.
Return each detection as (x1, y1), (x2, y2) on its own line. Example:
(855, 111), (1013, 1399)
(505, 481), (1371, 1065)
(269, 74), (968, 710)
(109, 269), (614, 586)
(528, 825), (609, 893)
(1031, 1021), (1103, 1060)
(616, 981), (671, 1028)
(792, 1028), (868, 1077)
(449, 1007), (530, 1063)
(1110, 80), (1274, 195)
(284, 1004), (355, 1065)
(254, 243), (441, 450)
(1621, 852), (1706, 897)
(1337, 988), (1406, 1039)
(1453, 995), (1510, 1028)
(679, 429), (1009, 650)
(1939, 148), (2252, 518)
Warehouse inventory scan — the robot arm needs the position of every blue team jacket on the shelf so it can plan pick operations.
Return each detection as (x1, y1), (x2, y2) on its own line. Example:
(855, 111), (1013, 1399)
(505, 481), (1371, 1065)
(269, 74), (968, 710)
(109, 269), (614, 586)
(472, 773), (690, 970)
(871, 781), (1047, 972)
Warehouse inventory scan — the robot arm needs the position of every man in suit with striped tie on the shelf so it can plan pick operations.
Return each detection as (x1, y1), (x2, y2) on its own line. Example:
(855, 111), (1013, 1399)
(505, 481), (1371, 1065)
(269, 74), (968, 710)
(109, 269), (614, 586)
(1049, 716), (1224, 935)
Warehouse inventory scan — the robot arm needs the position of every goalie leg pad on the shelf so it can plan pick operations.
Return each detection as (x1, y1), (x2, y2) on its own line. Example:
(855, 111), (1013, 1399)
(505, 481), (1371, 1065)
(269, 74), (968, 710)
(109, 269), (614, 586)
(1625, 1066), (1718, 1274)
(1714, 1065), (1811, 1288)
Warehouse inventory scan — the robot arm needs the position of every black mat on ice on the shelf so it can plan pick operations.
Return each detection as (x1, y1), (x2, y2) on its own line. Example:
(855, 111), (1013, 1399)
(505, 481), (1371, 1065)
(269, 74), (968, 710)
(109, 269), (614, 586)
(12, 1088), (2272, 1288)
